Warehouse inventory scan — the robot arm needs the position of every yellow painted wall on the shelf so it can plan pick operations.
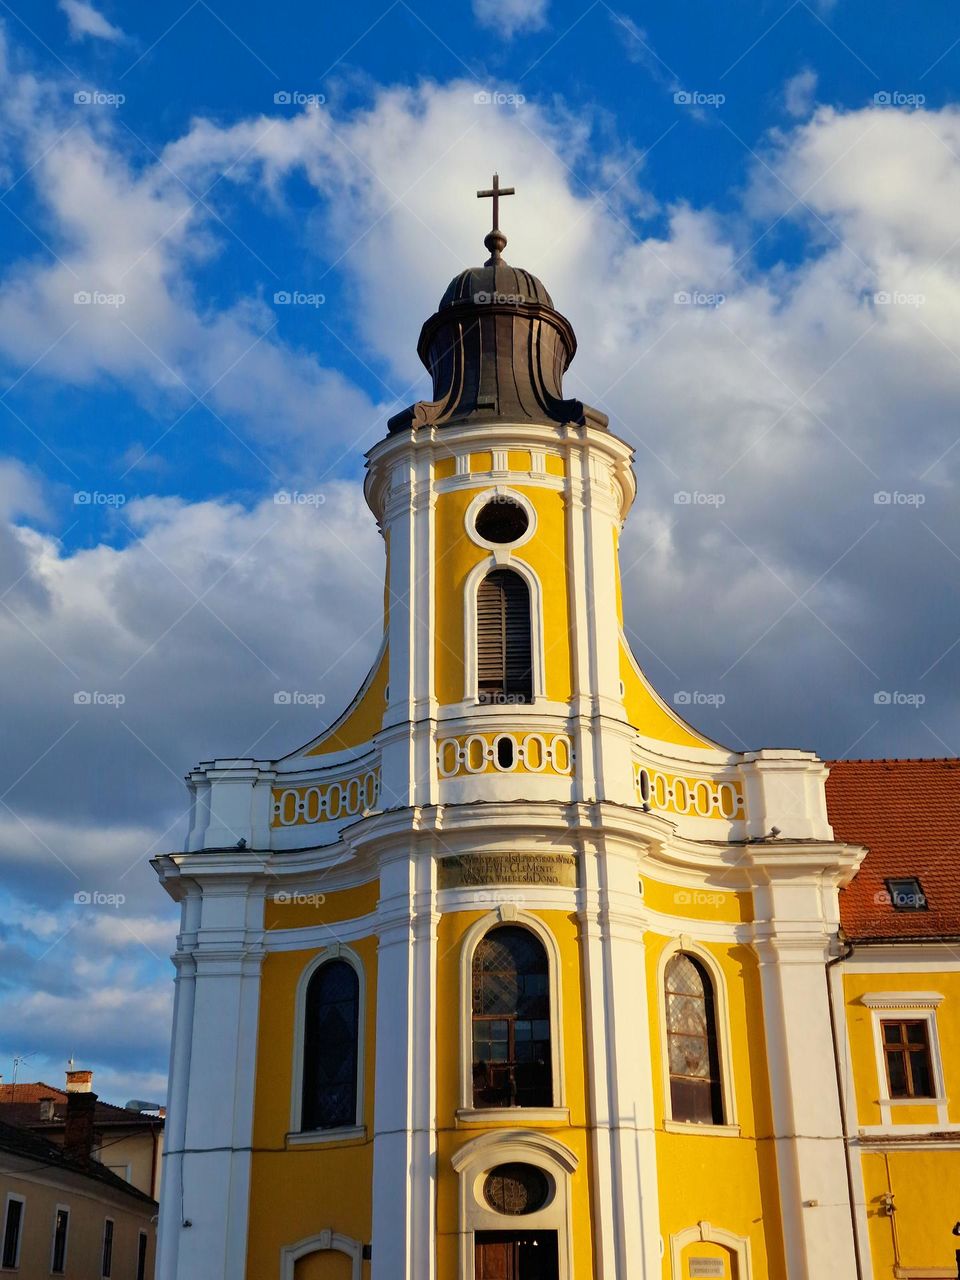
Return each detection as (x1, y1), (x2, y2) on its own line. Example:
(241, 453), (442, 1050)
(843, 970), (960, 1128)
(435, 909), (596, 1280)
(645, 931), (786, 1280)
(306, 646), (389, 756)
(620, 639), (717, 750)
(295, 1251), (356, 1279)
(245, 936), (378, 1280)
(642, 878), (753, 925)
(860, 1148), (960, 1276)
(434, 485), (573, 705)
(263, 880), (379, 932)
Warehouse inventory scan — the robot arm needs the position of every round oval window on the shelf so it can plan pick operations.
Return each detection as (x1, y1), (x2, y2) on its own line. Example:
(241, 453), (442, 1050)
(474, 498), (529, 544)
(483, 1163), (550, 1215)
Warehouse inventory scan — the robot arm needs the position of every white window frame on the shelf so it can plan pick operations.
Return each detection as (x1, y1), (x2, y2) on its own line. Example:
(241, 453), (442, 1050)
(136, 1230), (148, 1280)
(464, 486), (538, 553)
(100, 1216), (114, 1279)
(451, 1128), (578, 1280)
(669, 1221), (754, 1280)
(462, 553), (545, 705)
(862, 992), (947, 1126)
(1, 1193), (25, 1271)
(657, 937), (739, 1135)
(458, 906), (567, 1121)
(288, 944), (366, 1143)
(49, 1203), (69, 1275)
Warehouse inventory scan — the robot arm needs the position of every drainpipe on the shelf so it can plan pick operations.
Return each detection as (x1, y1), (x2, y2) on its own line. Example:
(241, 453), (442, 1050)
(826, 937), (866, 1280)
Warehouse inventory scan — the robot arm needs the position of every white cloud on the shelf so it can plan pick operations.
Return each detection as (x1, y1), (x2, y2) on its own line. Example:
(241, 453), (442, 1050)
(58, 0), (125, 43)
(473, 0), (548, 38)
(6, 62), (960, 1100)
(159, 84), (960, 756)
(0, 37), (382, 474)
(784, 67), (818, 119)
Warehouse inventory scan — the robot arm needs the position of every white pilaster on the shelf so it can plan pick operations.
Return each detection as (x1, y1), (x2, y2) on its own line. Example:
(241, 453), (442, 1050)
(155, 891), (200, 1280)
(160, 876), (264, 1280)
(579, 830), (661, 1278)
(751, 860), (860, 1279)
(370, 851), (437, 1280)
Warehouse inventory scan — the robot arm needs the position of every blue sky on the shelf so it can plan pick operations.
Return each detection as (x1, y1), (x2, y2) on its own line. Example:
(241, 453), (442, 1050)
(3, 0), (960, 1100)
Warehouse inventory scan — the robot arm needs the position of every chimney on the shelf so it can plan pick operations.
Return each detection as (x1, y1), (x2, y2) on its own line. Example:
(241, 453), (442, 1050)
(65, 1069), (93, 1093)
(38, 1097), (55, 1122)
(63, 1090), (98, 1163)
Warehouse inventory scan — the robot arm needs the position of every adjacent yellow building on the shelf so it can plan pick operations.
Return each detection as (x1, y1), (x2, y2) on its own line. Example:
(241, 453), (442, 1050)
(153, 203), (960, 1280)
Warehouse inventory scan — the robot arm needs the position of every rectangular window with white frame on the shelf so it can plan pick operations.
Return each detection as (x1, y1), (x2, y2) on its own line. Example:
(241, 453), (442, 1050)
(51, 1205), (69, 1274)
(1, 1194), (24, 1271)
(861, 992), (947, 1127)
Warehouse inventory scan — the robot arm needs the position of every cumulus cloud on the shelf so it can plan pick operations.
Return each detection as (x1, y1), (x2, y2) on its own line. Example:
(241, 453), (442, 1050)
(473, 0), (548, 38)
(0, 484), (383, 1098)
(784, 67), (818, 118)
(0, 36), (383, 476)
(6, 62), (960, 1099)
(158, 83), (960, 756)
(58, 0), (125, 43)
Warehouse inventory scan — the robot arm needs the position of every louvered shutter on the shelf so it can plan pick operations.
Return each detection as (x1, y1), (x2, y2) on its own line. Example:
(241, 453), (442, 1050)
(477, 570), (532, 703)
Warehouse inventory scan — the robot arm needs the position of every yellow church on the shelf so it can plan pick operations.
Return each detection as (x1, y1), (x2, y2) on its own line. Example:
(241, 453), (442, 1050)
(153, 182), (960, 1280)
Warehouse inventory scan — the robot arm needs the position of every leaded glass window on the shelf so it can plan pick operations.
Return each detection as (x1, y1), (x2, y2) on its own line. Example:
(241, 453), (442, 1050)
(472, 925), (552, 1108)
(664, 952), (724, 1125)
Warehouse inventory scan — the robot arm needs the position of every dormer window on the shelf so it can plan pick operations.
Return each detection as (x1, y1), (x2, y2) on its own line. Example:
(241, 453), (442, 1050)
(886, 877), (927, 911)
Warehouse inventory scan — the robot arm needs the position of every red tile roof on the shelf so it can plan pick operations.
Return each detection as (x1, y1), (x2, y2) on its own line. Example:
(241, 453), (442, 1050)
(0, 1083), (163, 1129)
(826, 758), (960, 940)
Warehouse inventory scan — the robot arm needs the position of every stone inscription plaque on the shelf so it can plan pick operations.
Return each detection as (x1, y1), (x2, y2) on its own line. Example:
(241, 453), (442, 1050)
(688, 1261), (725, 1279)
(438, 852), (578, 889)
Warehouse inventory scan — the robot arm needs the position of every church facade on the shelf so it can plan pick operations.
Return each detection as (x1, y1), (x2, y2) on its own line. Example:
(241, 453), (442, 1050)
(153, 196), (960, 1280)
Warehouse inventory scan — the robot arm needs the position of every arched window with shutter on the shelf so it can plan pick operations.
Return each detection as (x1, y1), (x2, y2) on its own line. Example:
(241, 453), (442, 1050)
(301, 959), (360, 1131)
(664, 952), (724, 1125)
(476, 569), (533, 704)
(472, 924), (552, 1108)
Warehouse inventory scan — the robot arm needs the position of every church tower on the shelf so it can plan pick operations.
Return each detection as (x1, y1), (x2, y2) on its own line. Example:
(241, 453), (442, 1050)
(154, 182), (866, 1280)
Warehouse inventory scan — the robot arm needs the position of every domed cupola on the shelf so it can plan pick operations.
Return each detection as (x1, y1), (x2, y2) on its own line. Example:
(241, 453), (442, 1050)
(388, 174), (608, 433)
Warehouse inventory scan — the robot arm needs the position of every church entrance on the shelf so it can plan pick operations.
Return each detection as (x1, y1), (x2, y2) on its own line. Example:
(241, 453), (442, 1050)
(474, 1231), (559, 1279)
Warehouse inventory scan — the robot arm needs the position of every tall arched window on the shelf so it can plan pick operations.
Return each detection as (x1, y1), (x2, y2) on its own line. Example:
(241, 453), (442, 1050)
(472, 925), (551, 1108)
(664, 952), (724, 1125)
(301, 959), (360, 1131)
(477, 569), (533, 704)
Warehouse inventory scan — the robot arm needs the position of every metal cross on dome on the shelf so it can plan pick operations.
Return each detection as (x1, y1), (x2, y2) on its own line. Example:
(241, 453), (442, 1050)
(477, 172), (515, 232)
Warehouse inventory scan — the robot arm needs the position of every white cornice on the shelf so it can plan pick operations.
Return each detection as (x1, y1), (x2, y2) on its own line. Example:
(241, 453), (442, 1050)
(860, 991), (944, 1009)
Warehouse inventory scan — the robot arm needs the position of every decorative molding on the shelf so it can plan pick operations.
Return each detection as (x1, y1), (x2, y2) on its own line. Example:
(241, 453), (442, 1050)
(451, 1130), (578, 1280)
(280, 1231), (363, 1280)
(634, 755), (744, 822)
(463, 486), (538, 552)
(669, 1221), (753, 1280)
(272, 766), (381, 827)
(438, 730), (573, 779)
(861, 991), (944, 1010)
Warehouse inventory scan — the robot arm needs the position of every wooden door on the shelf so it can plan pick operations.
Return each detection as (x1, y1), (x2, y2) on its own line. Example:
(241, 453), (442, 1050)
(475, 1232), (559, 1279)
(475, 1235), (516, 1278)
